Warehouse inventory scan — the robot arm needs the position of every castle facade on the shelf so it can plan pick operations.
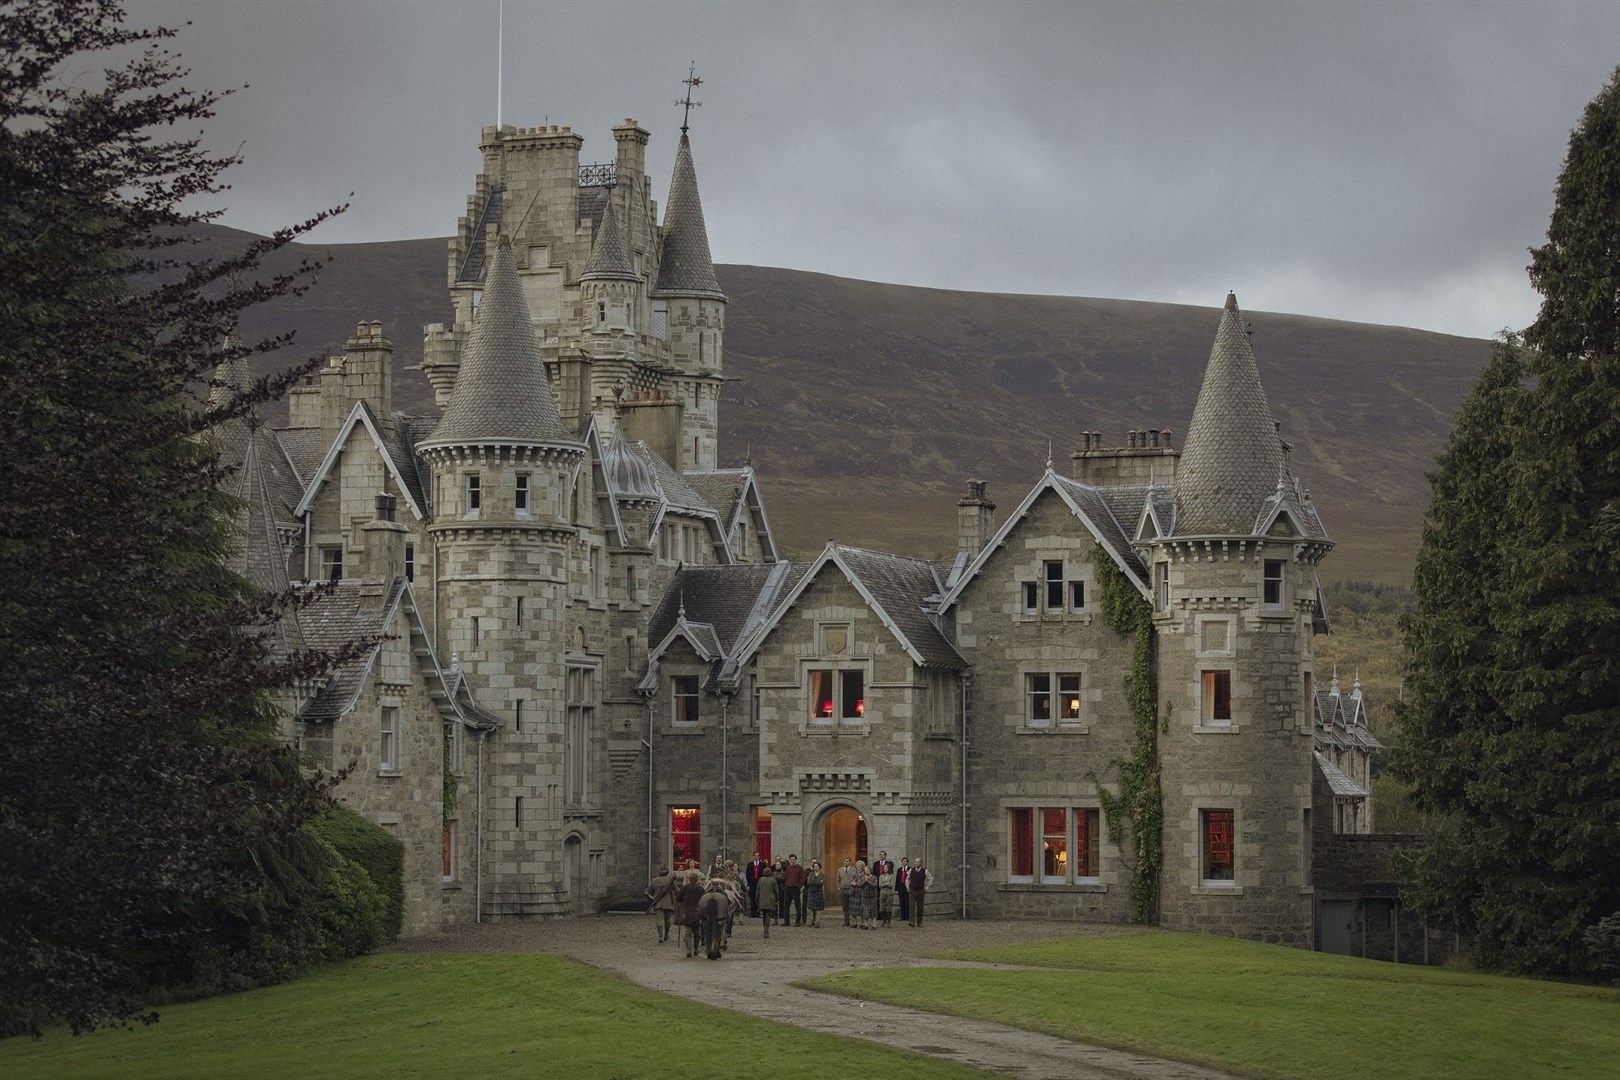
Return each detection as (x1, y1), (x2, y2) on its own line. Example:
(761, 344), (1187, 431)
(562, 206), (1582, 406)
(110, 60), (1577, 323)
(224, 115), (1378, 946)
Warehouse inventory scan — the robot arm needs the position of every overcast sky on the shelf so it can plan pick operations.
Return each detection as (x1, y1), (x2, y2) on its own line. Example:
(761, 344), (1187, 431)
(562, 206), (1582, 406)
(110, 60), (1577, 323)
(123, 0), (1620, 339)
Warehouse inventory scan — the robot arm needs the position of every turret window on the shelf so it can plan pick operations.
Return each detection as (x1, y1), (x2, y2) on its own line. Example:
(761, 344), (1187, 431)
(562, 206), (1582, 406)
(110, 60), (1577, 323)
(515, 473), (530, 515)
(464, 473), (481, 513)
(1201, 670), (1233, 725)
(1263, 559), (1286, 607)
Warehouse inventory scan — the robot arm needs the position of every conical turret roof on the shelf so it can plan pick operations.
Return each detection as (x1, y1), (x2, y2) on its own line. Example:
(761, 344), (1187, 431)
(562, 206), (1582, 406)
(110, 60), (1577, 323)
(582, 198), (639, 281)
(653, 134), (725, 300)
(419, 238), (575, 448)
(1172, 293), (1287, 536)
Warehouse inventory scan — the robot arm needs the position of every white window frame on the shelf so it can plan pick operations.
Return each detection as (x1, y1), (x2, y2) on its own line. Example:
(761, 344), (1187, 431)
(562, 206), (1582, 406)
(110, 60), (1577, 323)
(1024, 670), (1083, 728)
(1006, 805), (1101, 885)
(319, 545), (344, 581)
(446, 721), (462, 774)
(514, 472), (530, 516)
(1044, 560), (1064, 611)
(1201, 669), (1234, 727)
(1263, 558), (1286, 608)
(671, 675), (700, 726)
(464, 472), (480, 514)
(379, 705), (399, 772)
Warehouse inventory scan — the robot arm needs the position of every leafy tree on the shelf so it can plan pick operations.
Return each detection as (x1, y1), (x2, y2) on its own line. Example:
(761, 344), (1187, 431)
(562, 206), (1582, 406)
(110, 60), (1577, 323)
(0, 0), (343, 1034)
(1396, 67), (1620, 977)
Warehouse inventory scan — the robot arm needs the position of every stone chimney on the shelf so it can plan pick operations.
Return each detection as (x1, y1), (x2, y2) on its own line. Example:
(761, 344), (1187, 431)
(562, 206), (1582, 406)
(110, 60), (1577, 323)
(618, 391), (684, 473)
(1071, 429), (1179, 487)
(958, 479), (996, 556)
(360, 492), (408, 608)
(287, 370), (321, 429)
(342, 320), (393, 423)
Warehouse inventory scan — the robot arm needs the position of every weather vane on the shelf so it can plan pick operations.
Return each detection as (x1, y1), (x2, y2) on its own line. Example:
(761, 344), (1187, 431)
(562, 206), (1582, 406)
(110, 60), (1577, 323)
(676, 62), (703, 134)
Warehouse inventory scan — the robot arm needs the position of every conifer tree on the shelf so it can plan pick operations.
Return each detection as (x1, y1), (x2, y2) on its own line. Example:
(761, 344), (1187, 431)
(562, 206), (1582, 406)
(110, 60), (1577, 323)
(1397, 67), (1620, 977)
(0, 0), (342, 1033)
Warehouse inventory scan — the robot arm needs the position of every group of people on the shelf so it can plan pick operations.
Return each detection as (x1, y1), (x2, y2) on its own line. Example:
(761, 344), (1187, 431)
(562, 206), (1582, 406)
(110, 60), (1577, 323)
(834, 851), (932, 928)
(648, 849), (938, 959)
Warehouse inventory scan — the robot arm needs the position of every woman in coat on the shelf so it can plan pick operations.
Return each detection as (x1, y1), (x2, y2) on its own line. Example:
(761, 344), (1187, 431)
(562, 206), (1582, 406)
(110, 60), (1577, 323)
(860, 861), (880, 929)
(674, 869), (706, 957)
(877, 865), (896, 927)
(846, 861), (866, 927)
(754, 865), (780, 940)
(804, 859), (826, 927)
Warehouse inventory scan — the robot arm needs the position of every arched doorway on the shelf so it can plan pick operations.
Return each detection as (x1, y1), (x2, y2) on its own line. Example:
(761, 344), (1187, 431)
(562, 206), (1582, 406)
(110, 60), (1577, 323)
(820, 806), (868, 912)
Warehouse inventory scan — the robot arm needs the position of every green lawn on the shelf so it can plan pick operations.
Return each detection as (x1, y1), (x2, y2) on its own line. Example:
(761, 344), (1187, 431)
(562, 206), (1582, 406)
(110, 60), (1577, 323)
(802, 931), (1620, 1080)
(1, 953), (990, 1080)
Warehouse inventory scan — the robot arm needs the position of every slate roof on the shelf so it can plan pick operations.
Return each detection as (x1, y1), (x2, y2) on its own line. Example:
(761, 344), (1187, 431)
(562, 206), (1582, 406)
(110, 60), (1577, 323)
(581, 199), (638, 281)
(604, 436), (663, 502)
(634, 440), (711, 513)
(648, 564), (788, 658)
(454, 186), (505, 285)
(275, 426), (324, 488)
(297, 580), (401, 721)
(1173, 293), (1288, 536)
(1314, 752), (1370, 798)
(420, 239), (577, 449)
(1052, 475), (1152, 581)
(833, 545), (966, 669)
(684, 469), (750, 527)
(653, 134), (724, 300)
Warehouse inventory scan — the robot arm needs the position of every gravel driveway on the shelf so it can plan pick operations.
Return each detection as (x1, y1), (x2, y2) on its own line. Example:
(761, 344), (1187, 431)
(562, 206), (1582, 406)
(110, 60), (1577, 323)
(394, 913), (1243, 1080)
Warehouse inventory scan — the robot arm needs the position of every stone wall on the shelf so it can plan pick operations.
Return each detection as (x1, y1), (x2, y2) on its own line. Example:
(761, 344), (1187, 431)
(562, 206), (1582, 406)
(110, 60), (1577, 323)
(953, 488), (1138, 923)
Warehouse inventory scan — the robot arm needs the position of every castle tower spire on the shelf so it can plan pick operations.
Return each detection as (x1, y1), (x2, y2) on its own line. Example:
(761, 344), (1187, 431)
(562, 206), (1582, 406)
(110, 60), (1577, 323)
(654, 133), (724, 301)
(419, 237), (574, 449)
(582, 199), (638, 282)
(1172, 292), (1285, 536)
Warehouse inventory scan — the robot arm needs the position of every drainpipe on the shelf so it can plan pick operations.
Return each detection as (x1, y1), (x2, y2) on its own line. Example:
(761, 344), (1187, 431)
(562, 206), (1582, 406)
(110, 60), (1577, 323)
(432, 535), (441, 652)
(475, 728), (486, 922)
(302, 514), (312, 580)
(641, 691), (656, 883)
(720, 691), (732, 860)
(959, 671), (970, 920)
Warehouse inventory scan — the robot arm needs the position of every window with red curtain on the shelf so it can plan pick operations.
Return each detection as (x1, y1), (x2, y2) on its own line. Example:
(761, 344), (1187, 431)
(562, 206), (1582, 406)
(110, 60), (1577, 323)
(751, 805), (772, 863)
(1009, 807), (1034, 879)
(1203, 809), (1234, 881)
(671, 806), (701, 869)
(1076, 807), (1100, 878)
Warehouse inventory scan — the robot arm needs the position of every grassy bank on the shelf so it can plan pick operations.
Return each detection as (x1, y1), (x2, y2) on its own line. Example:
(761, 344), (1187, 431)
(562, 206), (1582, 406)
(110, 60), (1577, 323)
(2, 953), (989, 1080)
(803, 931), (1620, 1080)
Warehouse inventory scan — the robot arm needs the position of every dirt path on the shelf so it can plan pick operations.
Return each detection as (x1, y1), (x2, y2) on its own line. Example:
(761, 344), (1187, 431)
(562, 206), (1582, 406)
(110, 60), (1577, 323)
(395, 914), (1243, 1080)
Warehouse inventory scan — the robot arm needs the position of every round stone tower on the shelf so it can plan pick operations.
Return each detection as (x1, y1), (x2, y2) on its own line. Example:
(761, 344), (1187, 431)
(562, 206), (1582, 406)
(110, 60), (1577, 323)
(1146, 292), (1331, 946)
(416, 236), (588, 917)
(652, 131), (727, 472)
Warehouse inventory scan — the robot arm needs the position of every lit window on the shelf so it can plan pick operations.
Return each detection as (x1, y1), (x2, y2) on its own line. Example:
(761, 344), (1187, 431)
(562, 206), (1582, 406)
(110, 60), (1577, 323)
(1263, 559), (1285, 607)
(671, 806), (701, 869)
(1045, 561), (1064, 610)
(751, 805), (772, 863)
(1202, 809), (1235, 883)
(464, 473), (480, 513)
(672, 675), (700, 725)
(1026, 672), (1082, 727)
(1008, 807), (1100, 884)
(379, 706), (398, 771)
(809, 669), (865, 720)
(1202, 670), (1233, 725)
(515, 473), (530, 514)
(319, 545), (343, 581)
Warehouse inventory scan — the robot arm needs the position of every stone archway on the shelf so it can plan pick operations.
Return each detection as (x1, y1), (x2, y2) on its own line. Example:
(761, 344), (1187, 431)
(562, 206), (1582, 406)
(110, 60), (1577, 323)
(819, 805), (868, 911)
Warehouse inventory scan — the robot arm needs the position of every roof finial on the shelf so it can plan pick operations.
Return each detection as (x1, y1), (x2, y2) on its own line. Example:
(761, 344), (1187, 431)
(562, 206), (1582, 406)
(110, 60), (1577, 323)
(676, 62), (703, 135)
(744, 441), (752, 467)
(495, 0), (504, 128)
(678, 590), (687, 620)
(1046, 440), (1054, 471)
(1330, 666), (1340, 696)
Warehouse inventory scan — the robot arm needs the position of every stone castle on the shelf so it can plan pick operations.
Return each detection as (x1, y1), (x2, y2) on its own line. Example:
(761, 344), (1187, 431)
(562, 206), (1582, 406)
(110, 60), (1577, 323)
(221, 112), (1390, 951)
